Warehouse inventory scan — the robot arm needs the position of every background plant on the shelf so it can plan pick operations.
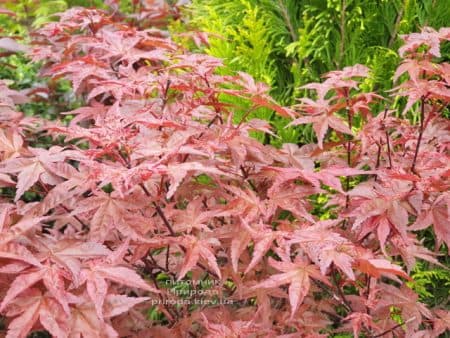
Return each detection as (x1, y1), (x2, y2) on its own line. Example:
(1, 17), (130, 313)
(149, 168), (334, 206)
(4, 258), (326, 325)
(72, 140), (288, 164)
(185, 0), (450, 146)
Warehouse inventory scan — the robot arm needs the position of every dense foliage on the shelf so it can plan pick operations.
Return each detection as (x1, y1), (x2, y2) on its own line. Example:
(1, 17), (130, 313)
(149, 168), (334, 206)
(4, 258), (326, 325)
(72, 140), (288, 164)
(187, 0), (450, 101)
(0, 2), (449, 338)
(186, 0), (450, 146)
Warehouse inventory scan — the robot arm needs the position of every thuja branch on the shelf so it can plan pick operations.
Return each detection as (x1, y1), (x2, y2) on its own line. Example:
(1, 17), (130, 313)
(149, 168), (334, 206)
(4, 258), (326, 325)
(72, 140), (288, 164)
(338, 0), (347, 68)
(277, 0), (297, 42)
(388, 1), (405, 48)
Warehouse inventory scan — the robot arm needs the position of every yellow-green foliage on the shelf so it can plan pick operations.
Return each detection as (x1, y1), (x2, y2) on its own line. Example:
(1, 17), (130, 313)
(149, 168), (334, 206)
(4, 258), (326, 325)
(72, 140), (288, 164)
(0, 0), (109, 34)
(409, 262), (450, 307)
(188, 0), (450, 100)
(188, 1), (276, 89)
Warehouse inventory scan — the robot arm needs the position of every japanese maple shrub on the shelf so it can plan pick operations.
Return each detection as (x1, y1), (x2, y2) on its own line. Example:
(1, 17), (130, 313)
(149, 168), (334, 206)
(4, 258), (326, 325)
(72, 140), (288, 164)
(0, 7), (449, 338)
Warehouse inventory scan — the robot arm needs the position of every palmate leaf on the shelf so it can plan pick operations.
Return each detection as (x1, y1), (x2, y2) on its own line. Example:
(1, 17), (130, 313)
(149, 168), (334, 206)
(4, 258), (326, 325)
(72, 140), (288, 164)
(288, 224), (356, 280)
(410, 192), (450, 251)
(252, 257), (331, 318)
(4, 289), (68, 338)
(176, 235), (222, 280)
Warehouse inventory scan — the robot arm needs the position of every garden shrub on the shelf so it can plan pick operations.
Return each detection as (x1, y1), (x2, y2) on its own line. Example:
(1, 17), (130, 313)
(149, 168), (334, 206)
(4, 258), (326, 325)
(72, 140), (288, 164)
(0, 4), (449, 338)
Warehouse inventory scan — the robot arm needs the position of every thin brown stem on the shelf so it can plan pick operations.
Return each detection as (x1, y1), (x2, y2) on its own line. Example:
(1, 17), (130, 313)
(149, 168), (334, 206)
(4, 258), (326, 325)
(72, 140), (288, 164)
(236, 106), (257, 129)
(240, 165), (257, 191)
(311, 279), (352, 313)
(139, 254), (176, 278)
(139, 183), (220, 279)
(153, 202), (176, 236)
(385, 130), (393, 169)
(411, 97), (426, 174)
(331, 266), (352, 313)
(143, 257), (178, 324)
(344, 95), (352, 209)
(365, 275), (371, 315)
(181, 113), (222, 163)
(321, 310), (343, 325)
(373, 316), (416, 338)
(161, 79), (171, 112)
(374, 139), (382, 182)
(121, 108), (222, 280)
(165, 245), (170, 271)
(375, 141), (382, 170)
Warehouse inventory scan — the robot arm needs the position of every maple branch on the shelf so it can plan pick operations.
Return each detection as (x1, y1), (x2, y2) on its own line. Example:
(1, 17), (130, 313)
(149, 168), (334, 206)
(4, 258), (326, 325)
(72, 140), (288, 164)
(206, 114), (220, 128)
(181, 113), (222, 164)
(411, 96), (426, 174)
(365, 274), (372, 317)
(372, 316), (416, 338)
(331, 266), (353, 313)
(346, 115), (352, 169)
(202, 74), (224, 125)
(311, 279), (352, 313)
(237, 106), (257, 129)
(240, 165), (257, 191)
(138, 187), (173, 236)
(344, 92), (353, 210)
(321, 310), (344, 325)
(375, 107), (390, 179)
(118, 152), (177, 240)
(117, 149), (132, 169)
(138, 183), (221, 279)
(385, 129), (393, 169)
(61, 205), (90, 232)
(375, 141), (382, 169)
(380, 107), (393, 170)
(143, 252), (177, 278)
(374, 140), (382, 182)
(143, 257), (179, 324)
(161, 79), (171, 112)
(165, 245), (170, 271)
(153, 201), (176, 237)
